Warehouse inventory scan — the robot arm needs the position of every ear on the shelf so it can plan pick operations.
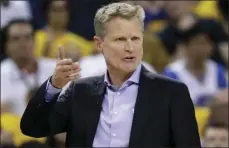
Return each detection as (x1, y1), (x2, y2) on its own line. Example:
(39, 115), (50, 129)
(93, 36), (103, 53)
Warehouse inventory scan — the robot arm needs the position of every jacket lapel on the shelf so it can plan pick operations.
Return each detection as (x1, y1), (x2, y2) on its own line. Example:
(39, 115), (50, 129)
(128, 66), (159, 147)
(85, 75), (106, 147)
(85, 66), (160, 147)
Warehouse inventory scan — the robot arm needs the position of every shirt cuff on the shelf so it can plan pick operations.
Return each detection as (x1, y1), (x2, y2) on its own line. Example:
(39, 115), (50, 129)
(45, 78), (61, 102)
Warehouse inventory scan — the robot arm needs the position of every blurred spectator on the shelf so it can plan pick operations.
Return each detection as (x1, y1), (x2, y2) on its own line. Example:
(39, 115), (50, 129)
(195, 88), (228, 138)
(1, 19), (56, 115)
(1, 89), (45, 147)
(1, 112), (46, 147)
(163, 21), (227, 107)
(201, 102), (228, 147)
(209, 102), (228, 125)
(139, 1), (198, 72)
(157, 1), (204, 58)
(202, 121), (228, 147)
(0, 0), (31, 29)
(152, 1), (228, 70)
(0, 0), (32, 62)
(162, 21), (228, 140)
(34, 0), (94, 61)
(214, 88), (228, 104)
(193, 0), (229, 69)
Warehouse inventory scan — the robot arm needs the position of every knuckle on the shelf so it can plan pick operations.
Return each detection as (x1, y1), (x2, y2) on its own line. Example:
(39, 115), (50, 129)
(56, 66), (61, 71)
(56, 60), (62, 65)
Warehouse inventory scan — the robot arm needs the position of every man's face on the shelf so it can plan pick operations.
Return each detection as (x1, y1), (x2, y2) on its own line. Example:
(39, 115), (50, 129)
(94, 17), (143, 74)
(185, 34), (212, 61)
(48, 1), (68, 27)
(203, 127), (228, 147)
(6, 23), (34, 61)
(164, 1), (195, 20)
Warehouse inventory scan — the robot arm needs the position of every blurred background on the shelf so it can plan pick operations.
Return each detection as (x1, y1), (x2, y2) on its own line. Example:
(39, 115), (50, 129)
(0, 0), (228, 147)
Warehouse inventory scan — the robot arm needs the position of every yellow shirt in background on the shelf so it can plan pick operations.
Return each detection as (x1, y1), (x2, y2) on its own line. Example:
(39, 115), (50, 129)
(34, 30), (94, 58)
(195, 107), (210, 137)
(147, 1), (222, 34)
(194, 0), (222, 21)
(1, 113), (46, 146)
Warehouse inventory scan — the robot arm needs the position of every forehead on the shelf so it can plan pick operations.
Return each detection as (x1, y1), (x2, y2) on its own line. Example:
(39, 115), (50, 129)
(105, 17), (142, 37)
(205, 127), (228, 136)
(188, 34), (211, 44)
(50, 1), (66, 9)
(8, 23), (32, 36)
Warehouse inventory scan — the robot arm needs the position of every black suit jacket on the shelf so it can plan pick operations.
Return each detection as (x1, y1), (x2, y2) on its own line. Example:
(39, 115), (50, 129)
(20, 66), (201, 147)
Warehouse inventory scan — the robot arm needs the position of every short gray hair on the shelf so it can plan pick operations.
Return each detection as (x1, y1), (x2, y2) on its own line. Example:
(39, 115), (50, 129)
(94, 2), (145, 38)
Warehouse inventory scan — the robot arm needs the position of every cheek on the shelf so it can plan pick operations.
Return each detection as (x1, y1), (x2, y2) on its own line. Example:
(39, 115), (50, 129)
(8, 43), (17, 52)
(139, 47), (143, 56)
(28, 40), (34, 47)
(103, 44), (121, 57)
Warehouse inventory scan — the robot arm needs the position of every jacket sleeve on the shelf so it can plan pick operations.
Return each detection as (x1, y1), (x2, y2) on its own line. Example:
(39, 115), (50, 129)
(20, 78), (74, 138)
(170, 83), (201, 147)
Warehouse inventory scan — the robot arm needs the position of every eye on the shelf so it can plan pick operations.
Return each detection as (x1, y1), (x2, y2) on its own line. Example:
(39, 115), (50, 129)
(11, 36), (20, 41)
(115, 37), (126, 41)
(131, 36), (140, 41)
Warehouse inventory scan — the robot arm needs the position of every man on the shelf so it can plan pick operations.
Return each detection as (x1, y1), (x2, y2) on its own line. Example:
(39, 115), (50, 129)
(1, 19), (56, 115)
(162, 24), (227, 138)
(202, 122), (228, 147)
(0, 0), (32, 62)
(34, 0), (93, 61)
(163, 23), (227, 107)
(20, 3), (201, 147)
(201, 103), (228, 147)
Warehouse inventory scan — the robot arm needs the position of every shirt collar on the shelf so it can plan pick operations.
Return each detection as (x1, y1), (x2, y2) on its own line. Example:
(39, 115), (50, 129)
(8, 59), (39, 81)
(104, 64), (142, 87)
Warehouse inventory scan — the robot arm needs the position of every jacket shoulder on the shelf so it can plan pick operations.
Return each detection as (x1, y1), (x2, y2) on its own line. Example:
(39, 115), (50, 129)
(147, 72), (187, 89)
(71, 75), (103, 87)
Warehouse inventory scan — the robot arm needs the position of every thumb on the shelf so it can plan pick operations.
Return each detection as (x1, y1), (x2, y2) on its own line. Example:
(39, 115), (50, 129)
(57, 44), (65, 60)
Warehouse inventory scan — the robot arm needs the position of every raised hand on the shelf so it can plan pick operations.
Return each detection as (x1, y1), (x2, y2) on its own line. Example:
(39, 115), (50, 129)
(51, 45), (81, 88)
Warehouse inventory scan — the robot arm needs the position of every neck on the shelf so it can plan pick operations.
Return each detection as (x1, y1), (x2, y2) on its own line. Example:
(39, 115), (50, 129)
(107, 66), (134, 87)
(15, 58), (37, 74)
(186, 58), (206, 76)
(48, 25), (66, 34)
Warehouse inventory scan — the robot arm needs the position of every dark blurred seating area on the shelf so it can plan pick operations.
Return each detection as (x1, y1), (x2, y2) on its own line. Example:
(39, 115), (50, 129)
(1, 0), (228, 147)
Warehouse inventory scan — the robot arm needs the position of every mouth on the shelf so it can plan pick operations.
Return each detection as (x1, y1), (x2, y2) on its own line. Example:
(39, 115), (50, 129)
(123, 56), (136, 62)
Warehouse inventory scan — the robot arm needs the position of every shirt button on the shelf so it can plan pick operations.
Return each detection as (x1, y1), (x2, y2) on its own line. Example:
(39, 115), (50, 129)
(113, 111), (117, 115)
(112, 133), (116, 136)
(117, 92), (121, 95)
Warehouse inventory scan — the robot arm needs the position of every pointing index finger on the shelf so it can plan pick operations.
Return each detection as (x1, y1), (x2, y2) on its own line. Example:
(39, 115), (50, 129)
(58, 45), (65, 60)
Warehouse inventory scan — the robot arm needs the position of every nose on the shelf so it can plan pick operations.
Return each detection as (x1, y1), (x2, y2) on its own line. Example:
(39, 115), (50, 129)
(124, 39), (134, 52)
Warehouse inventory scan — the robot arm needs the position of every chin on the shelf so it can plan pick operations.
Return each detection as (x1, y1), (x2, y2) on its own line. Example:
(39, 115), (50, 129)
(120, 63), (138, 73)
